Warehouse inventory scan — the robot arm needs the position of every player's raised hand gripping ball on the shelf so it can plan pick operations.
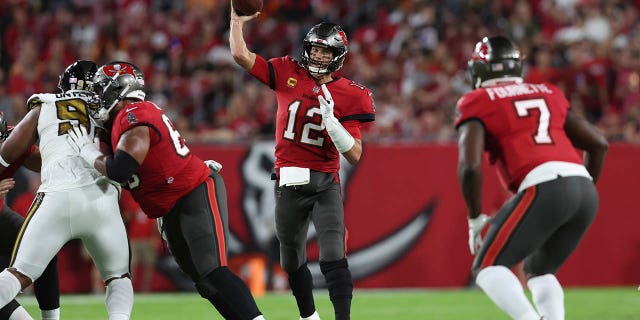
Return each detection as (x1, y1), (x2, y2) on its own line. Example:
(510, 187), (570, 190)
(232, 0), (263, 16)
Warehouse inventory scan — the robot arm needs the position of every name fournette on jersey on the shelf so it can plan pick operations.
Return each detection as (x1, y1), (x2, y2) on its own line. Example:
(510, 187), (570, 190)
(485, 83), (553, 101)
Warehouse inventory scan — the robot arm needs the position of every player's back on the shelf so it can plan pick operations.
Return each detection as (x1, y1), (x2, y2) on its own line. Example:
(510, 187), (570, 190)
(455, 82), (583, 192)
(30, 91), (103, 191)
(110, 100), (209, 217)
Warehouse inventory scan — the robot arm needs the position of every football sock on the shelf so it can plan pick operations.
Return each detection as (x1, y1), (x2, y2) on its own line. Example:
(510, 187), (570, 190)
(476, 266), (539, 320)
(208, 267), (261, 319)
(8, 306), (32, 320)
(105, 277), (133, 320)
(40, 307), (60, 320)
(300, 310), (321, 320)
(252, 316), (265, 320)
(288, 263), (316, 318)
(528, 274), (564, 320)
(0, 299), (21, 319)
(320, 259), (353, 320)
(0, 270), (22, 310)
(207, 292), (242, 320)
(34, 256), (60, 312)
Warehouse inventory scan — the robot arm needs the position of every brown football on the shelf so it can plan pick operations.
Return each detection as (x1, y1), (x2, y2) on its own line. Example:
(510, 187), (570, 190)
(232, 0), (263, 16)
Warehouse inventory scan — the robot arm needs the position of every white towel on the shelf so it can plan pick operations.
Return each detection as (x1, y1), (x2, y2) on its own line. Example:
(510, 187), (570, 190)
(279, 167), (310, 187)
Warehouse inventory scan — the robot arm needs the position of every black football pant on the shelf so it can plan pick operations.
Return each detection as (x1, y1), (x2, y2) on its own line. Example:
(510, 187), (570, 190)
(275, 170), (353, 320)
(161, 170), (261, 320)
(472, 176), (598, 277)
(0, 205), (60, 319)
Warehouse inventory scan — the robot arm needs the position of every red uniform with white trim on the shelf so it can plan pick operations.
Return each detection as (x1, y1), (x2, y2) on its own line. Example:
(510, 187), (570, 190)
(249, 55), (375, 173)
(454, 82), (582, 193)
(110, 100), (209, 218)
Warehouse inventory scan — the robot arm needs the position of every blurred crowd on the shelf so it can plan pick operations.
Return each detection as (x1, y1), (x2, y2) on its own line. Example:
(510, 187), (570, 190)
(2, 0), (640, 144)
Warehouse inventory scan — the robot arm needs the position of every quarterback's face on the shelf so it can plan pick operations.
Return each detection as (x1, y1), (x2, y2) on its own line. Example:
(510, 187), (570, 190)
(308, 46), (334, 80)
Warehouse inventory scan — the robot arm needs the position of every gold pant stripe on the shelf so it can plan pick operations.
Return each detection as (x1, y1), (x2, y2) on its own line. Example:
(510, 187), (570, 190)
(10, 192), (45, 266)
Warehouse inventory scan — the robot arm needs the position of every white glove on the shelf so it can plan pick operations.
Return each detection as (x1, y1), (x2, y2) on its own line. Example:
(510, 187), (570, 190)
(66, 125), (102, 166)
(204, 159), (222, 172)
(318, 84), (335, 119)
(468, 213), (490, 255)
(318, 84), (355, 153)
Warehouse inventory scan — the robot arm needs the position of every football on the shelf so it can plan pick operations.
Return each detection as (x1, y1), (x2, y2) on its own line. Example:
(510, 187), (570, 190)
(232, 0), (263, 16)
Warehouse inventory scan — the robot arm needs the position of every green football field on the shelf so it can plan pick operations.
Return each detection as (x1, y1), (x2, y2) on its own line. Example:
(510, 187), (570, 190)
(18, 287), (639, 319)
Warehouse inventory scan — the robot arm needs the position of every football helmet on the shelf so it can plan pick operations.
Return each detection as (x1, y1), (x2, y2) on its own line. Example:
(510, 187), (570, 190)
(58, 60), (98, 93)
(468, 36), (523, 89)
(91, 61), (146, 123)
(0, 112), (9, 142)
(301, 22), (348, 76)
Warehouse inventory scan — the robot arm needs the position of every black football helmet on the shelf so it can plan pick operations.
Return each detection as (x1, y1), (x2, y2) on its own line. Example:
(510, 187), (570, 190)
(301, 22), (348, 76)
(58, 60), (98, 93)
(468, 36), (523, 89)
(0, 112), (9, 142)
(91, 61), (146, 123)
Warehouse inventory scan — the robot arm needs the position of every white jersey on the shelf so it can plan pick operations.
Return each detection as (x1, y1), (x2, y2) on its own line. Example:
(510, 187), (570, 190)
(27, 90), (103, 191)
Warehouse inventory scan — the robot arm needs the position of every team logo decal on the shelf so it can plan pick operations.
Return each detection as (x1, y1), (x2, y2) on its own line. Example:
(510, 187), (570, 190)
(232, 142), (434, 286)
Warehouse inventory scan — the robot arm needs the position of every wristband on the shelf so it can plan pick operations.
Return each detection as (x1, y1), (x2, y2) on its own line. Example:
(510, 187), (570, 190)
(324, 116), (355, 153)
(0, 154), (10, 167)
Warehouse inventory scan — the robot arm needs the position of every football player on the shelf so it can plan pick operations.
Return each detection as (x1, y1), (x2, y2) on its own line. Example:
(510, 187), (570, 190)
(66, 61), (265, 320)
(0, 60), (133, 320)
(456, 36), (608, 320)
(230, 7), (375, 320)
(0, 113), (60, 320)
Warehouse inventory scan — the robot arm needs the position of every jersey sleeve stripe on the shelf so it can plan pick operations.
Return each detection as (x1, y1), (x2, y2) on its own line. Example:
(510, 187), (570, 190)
(480, 187), (537, 268)
(268, 61), (275, 91)
(341, 113), (375, 122)
(205, 177), (227, 267)
(455, 117), (486, 130)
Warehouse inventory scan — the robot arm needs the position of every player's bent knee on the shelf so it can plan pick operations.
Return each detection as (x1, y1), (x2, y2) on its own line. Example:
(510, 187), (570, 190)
(195, 267), (234, 299)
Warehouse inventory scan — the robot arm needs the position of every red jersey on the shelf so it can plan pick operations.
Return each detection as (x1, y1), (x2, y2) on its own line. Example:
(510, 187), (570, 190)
(110, 100), (210, 218)
(249, 55), (375, 173)
(454, 82), (582, 193)
(0, 145), (35, 208)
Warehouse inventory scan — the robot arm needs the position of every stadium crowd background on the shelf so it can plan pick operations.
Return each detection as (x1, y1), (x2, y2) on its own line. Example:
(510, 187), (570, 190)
(1, 0), (640, 145)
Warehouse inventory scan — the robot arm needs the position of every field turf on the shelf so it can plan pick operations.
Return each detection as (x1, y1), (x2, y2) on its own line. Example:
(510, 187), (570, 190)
(19, 287), (639, 319)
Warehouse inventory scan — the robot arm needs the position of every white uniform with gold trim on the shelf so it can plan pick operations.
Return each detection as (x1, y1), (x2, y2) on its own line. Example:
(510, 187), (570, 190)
(10, 90), (130, 282)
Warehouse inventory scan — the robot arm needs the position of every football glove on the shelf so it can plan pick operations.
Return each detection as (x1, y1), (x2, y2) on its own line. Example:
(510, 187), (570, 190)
(204, 159), (222, 172)
(318, 84), (355, 153)
(66, 125), (102, 166)
(468, 213), (490, 255)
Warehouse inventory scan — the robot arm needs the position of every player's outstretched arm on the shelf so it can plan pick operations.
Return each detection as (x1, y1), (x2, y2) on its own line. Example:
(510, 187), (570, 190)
(564, 110), (608, 183)
(229, 1), (259, 71)
(0, 108), (40, 173)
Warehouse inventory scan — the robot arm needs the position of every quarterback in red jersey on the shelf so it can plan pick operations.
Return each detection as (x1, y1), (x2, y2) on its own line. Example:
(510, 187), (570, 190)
(0, 117), (60, 320)
(455, 36), (608, 320)
(231, 7), (375, 320)
(66, 62), (265, 320)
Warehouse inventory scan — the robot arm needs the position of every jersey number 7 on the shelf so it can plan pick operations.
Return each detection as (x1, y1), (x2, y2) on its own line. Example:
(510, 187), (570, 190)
(514, 98), (553, 145)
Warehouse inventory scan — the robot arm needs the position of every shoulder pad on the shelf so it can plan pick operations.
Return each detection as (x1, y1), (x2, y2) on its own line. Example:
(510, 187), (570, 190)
(26, 94), (44, 110)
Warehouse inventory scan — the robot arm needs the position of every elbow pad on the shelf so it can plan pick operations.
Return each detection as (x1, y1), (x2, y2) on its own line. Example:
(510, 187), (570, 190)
(106, 150), (140, 184)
